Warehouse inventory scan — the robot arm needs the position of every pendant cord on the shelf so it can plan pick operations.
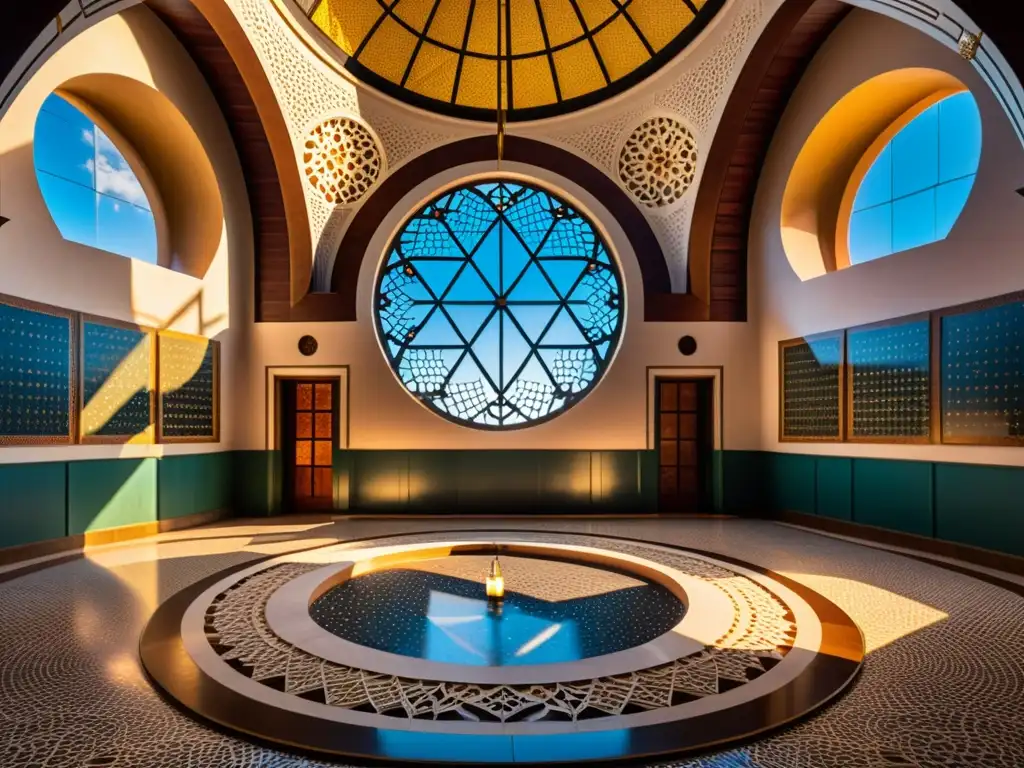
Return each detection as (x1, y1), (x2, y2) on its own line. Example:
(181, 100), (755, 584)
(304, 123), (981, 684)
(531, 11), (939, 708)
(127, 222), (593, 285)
(496, 0), (504, 170)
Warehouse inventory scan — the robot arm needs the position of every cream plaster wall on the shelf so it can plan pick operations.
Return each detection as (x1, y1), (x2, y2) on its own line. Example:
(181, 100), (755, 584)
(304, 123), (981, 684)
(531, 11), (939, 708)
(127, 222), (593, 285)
(239, 161), (760, 452)
(0, 7), (252, 462)
(751, 10), (1024, 466)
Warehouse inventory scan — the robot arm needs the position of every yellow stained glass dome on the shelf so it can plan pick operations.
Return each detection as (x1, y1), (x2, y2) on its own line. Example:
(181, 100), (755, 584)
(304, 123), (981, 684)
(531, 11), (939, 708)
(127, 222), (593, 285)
(295, 0), (723, 120)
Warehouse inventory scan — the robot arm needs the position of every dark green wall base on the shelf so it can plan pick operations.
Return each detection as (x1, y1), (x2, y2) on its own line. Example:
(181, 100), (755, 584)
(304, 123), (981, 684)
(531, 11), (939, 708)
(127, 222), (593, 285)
(6, 448), (1020, 562)
(755, 452), (1024, 559)
(0, 453), (233, 550)
(334, 450), (659, 514)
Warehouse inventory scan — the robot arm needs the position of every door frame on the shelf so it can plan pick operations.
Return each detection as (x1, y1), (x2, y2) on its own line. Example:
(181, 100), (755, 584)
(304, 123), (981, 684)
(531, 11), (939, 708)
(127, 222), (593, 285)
(646, 366), (724, 512)
(265, 365), (349, 451)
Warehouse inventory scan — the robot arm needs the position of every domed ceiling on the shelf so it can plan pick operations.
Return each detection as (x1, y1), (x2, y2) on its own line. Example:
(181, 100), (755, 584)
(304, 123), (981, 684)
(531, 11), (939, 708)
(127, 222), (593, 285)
(295, 0), (725, 121)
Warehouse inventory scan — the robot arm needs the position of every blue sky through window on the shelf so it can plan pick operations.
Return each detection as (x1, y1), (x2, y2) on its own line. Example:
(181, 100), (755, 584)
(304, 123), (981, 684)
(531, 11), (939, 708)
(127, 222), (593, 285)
(34, 93), (158, 264)
(376, 181), (624, 428)
(849, 91), (981, 264)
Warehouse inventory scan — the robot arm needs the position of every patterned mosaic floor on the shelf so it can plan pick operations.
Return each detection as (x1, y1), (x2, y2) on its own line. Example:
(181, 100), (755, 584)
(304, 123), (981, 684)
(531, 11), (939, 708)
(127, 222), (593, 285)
(1, 517), (1022, 767)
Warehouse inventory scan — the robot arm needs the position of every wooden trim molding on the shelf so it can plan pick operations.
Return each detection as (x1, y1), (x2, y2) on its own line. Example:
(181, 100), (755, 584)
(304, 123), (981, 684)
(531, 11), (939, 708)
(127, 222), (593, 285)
(689, 0), (851, 322)
(844, 312), (933, 445)
(778, 510), (1024, 578)
(779, 289), (1024, 447)
(0, 507), (231, 571)
(778, 330), (846, 443)
(0, 293), (78, 446)
(78, 314), (158, 445)
(327, 136), (677, 322)
(146, 0), (311, 319)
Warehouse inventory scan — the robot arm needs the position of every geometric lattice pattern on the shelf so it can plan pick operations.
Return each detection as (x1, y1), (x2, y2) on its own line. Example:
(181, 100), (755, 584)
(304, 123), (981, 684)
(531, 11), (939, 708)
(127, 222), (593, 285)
(302, 0), (724, 120)
(375, 180), (625, 428)
(619, 116), (698, 208)
(302, 117), (382, 205)
(206, 540), (797, 723)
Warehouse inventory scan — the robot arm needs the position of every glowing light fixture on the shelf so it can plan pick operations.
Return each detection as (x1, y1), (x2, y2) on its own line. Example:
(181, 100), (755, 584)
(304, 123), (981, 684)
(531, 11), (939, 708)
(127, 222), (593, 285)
(486, 555), (504, 602)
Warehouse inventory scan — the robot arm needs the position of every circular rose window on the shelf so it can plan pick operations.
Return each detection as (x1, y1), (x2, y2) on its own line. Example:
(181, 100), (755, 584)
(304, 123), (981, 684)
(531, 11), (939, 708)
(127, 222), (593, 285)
(374, 180), (625, 428)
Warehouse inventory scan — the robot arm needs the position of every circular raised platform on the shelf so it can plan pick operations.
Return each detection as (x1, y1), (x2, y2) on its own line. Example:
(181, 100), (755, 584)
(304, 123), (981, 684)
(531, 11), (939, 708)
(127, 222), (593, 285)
(309, 554), (687, 667)
(141, 531), (864, 764)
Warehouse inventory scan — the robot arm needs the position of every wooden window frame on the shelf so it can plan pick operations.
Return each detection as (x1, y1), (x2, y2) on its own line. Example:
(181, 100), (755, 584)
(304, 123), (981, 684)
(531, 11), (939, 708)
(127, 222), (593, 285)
(779, 291), (1024, 447)
(934, 290), (1024, 447)
(845, 311), (932, 445)
(79, 314), (157, 445)
(0, 293), (77, 446)
(156, 330), (221, 445)
(778, 330), (846, 443)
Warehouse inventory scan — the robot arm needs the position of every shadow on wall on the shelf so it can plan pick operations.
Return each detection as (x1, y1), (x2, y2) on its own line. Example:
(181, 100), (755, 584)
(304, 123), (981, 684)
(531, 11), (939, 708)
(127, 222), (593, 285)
(0, 453), (234, 550)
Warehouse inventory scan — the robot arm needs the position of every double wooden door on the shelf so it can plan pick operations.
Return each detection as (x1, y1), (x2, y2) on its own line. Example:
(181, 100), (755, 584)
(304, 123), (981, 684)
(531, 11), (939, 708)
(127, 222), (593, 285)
(281, 379), (338, 511)
(656, 378), (713, 512)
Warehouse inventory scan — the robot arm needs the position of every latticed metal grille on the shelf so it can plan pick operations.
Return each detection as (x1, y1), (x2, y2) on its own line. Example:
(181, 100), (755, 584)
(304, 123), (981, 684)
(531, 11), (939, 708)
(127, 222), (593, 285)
(375, 180), (625, 428)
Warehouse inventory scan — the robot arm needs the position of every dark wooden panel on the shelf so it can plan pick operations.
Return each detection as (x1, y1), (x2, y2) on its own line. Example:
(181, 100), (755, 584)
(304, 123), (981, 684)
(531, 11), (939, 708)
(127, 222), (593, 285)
(146, 0), (294, 322)
(689, 0), (851, 324)
(328, 136), (677, 322)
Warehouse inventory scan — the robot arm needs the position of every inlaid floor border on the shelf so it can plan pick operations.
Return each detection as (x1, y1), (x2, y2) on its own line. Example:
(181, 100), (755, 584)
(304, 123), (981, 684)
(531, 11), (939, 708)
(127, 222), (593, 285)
(140, 530), (864, 765)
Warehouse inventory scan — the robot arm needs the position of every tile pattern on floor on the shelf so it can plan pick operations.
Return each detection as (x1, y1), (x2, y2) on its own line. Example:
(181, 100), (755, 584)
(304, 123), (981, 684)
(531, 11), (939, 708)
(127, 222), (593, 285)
(0, 518), (1022, 767)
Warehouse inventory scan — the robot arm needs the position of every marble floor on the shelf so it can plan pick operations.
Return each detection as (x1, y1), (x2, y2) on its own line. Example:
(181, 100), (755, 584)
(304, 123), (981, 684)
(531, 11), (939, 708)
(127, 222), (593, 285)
(1, 516), (1022, 767)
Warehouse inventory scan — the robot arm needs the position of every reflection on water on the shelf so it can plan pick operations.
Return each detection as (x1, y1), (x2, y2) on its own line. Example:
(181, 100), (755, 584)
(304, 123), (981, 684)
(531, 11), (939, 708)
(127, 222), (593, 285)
(309, 557), (685, 666)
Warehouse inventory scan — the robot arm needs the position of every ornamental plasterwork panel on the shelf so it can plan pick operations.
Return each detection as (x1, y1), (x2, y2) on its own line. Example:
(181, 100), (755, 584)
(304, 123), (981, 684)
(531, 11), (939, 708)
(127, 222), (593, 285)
(617, 114), (699, 210)
(302, 117), (383, 206)
(543, 0), (764, 286)
(223, 0), (365, 277)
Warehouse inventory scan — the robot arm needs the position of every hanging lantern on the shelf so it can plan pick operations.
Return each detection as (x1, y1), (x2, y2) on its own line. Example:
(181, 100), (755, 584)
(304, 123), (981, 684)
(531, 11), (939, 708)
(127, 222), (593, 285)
(486, 555), (504, 601)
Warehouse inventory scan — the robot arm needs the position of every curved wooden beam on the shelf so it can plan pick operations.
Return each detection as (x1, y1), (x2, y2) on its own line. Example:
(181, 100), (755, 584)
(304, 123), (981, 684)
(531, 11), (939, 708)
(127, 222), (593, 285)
(147, 0), (309, 321)
(688, 0), (851, 323)
(327, 135), (673, 322)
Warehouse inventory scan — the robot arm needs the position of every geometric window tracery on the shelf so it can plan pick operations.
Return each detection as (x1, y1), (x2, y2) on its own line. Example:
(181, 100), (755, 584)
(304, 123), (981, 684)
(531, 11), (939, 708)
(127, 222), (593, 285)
(374, 180), (625, 428)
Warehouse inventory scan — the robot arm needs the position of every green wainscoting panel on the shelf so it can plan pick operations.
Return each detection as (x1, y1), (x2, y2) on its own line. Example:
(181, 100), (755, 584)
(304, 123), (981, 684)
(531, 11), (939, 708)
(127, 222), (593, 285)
(157, 452), (232, 520)
(766, 453), (817, 515)
(815, 457), (853, 521)
(853, 458), (933, 537)
(0, 462), (66, 548)
(720, 451), (765, 514)
(349, 451), (410, 511)
(935, 463), (1024, 557)
(408, 451), (459, 511)
(341, 450), (656, 513)
(233, 451), (283, 517)
(68, 458), (157, 534)
(640, 450), (660, 510)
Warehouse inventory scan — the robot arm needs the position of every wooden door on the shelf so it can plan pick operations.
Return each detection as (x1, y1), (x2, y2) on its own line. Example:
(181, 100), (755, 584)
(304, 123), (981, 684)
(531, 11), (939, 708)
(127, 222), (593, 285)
(282, 380), (337, 511)
(656, 378), (713, 512)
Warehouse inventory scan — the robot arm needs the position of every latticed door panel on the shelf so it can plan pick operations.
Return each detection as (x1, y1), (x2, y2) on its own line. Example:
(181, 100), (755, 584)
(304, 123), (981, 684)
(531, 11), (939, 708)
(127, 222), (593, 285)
(287, 381), (335, 508)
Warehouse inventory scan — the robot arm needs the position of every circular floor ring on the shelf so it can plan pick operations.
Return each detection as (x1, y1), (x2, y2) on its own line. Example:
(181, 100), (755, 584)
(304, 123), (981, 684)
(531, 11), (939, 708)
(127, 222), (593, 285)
(141, 531), (864, 764)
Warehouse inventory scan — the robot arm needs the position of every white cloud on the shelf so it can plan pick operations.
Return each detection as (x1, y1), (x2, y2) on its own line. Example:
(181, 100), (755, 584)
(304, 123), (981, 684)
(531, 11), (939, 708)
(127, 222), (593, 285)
(92, 126), (150, 210)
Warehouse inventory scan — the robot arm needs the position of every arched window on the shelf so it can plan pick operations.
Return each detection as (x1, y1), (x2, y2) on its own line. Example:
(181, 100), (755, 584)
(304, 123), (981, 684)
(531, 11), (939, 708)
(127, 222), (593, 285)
(34, 93), (158, 263)
(848, 91), (982, 264)
(375, 180), (625, 429)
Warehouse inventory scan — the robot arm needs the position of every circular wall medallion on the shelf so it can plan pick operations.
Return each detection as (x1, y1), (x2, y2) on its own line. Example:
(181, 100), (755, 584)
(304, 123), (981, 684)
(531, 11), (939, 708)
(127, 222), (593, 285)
(618, 116), (698, 208)
(302, 117), (382, 205)
(298, 335), (319, 356)
(678, 335), (698, 356)
(141, 531), (863, 764)
(374, 179), (625, 429)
